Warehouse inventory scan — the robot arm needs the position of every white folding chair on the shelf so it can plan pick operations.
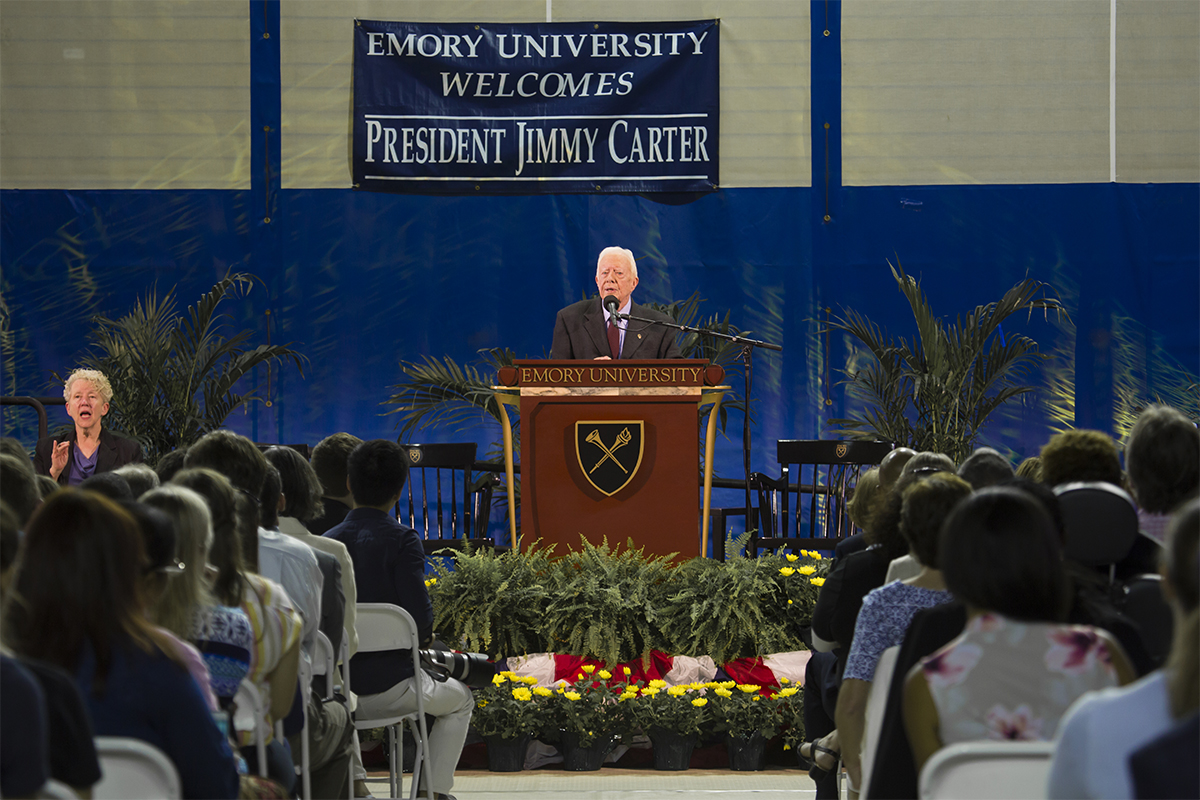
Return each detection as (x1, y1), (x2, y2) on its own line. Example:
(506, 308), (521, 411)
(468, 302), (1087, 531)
(92, 736), (181, 800)
(234, 679), (271, 777)
(858, 645), (900, 798)
(298, 630), (343, 800)
(354, 603), (434, 800)
(37, 778), (80, 799)
(919, 740), (1056, 799)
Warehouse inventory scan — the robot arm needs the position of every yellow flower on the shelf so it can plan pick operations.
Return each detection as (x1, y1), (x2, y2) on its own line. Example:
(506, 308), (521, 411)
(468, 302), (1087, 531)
(810, 576), (826, 587)
(619, 691), (637, 701)
(649, 679), (667, 689)
(533, 686), (554, 697)
(786, 553), (799, 562)
(688, 682), (705, 691)
(798, 565), (816, 576)
(556, 686), (566, 694)
(623, 666), (632, 676)
(641, 687), (660, 696)
(667, 686), (687, 697)
(715, 687), (733, 698)
(478, 699), (488, 707)
(691, 698), (708, 707)
(511, 687), (533, 702)
(719, 680), (736, 689)
(565, 691), (582, 701)
(491, 674), (507, 686)
(779, 677), (790, 685)
(737, 684), (761, 693)
(752, 695), (762, 701)
(598, 670), (612, 680)
(427, 577), (437, 585)
(582, 664), (596, 674)
(523, 675), (539, 685)
(788, 599), (793, 605)
(783, 743), (791, 750)
(779, 567), (796, 576)
(500, 670), (517, 679)
(778, 687), (799, 697)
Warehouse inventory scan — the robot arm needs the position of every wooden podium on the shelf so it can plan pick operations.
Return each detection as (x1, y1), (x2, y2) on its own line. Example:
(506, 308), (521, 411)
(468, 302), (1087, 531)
(495, 360), (727, 560)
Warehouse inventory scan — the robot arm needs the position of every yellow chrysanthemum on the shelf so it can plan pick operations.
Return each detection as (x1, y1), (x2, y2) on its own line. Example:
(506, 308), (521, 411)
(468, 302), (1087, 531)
(533, 686), (554, 697)
(641, 687), (660, 697)
(427, 577), (437, 585)
(688, 682), (705, 691)
(778, 687), (799, 697)
(667, 686), (687, 697)
(649, 679), (667, 689)
(810, 577), (826, 587)
(752, 695), (762, 701)
(500, 670), (517, 679)
(779, 567), (796, 577)
(478, 699), (488, 707)
(491, 674), (507, 686)
(779, 677), (790, 685)
(523, 675), (539, 685)
(623, 666), (632, 676)
(737, 684), (761, 693)
(715, 687), (733, 698)
(511, 687), (533, 702)
(798, 565), (816, 576)
(565, 691), (582, 701)
(598, 670), (612, 680)
(786, 553), (799, 562)
(691, 698), (708, 707)
(719, 681), (736, 689)
(788, 599), (794, 605)
(582, 664), (596, 674)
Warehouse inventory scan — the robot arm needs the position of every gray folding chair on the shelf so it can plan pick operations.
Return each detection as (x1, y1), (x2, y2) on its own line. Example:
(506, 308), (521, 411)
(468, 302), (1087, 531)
(93, 737), (181, 800)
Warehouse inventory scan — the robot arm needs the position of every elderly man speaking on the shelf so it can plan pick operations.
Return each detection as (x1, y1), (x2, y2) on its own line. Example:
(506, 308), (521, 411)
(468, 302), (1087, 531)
(550, 246), (683, 360)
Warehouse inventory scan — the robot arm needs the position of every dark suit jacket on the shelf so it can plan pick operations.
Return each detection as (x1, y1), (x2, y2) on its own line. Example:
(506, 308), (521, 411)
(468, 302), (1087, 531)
(33, 427), (143, 485)
(811, 544), (892, 674)
(550, 298), (683, 360)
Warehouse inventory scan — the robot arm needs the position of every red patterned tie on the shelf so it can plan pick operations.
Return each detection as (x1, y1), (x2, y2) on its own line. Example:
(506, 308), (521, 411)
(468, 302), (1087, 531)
(607, 319), (621, 359)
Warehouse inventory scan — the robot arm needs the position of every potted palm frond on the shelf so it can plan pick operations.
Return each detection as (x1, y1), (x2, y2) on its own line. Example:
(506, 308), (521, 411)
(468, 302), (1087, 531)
(826, 259), (1065, 464)
(73, 272), (304, 465)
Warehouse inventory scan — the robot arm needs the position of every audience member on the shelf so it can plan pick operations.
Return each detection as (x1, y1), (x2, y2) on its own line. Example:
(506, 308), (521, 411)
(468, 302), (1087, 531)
(834, 448), (917, 562)
(0, 451), (41, 526)
(114, 462), (160, 498)
(1040, 428), (1123, 488)
(835, 472), (972, 788)
(174, 467), (301, 792)
(33, 369), (143, 485)
(79, 471), (133, 501)
(1124, 404), (1200, 544)
(308, 432), (362, 535)
(36, 474), (60, 500)
(1128, 711), (1199, 800)
(326, 439), (472, 800)
(1015, 455), (1043, 482)
(956, 446), (1014, 490)
(904, 487), (1134, 779)
(2, 489), (238, 799)
(0, 653), (49, 798)
(882, 452), (957, 584)
(1048, 499), (1199, 799)
(155, 447), (189, 483)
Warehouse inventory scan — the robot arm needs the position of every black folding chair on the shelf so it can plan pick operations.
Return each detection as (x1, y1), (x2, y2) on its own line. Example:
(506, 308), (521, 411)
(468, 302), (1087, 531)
(395, 442), (498, 554)
(751, 440), (893, 556)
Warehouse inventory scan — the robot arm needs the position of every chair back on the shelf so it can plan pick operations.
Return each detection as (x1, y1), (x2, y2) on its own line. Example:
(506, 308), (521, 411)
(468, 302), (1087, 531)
(919, 741), (1054, 799)
(356, 602), (423, 655)
(93, 737), (182, 800)
(397, 442), (496, 550)
(859, 645), (900, 797)
(1053, 482), (1139, 567)
(1119, 573), (1174, 667)
(753, 440), (893, 555)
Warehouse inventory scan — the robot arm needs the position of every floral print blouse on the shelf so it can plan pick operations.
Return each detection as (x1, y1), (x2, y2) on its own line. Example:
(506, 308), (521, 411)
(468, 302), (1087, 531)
(919, 613), (1121, 744)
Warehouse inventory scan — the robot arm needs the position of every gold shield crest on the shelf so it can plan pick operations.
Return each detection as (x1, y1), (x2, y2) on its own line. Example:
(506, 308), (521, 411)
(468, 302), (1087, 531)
(575, 421), (645, 497)
(835, 443), (848, 459)
(407, 448), (423, 464)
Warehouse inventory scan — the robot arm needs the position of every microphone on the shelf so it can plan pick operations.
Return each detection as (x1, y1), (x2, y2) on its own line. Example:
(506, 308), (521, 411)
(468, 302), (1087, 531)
(603, 294), (621, 322)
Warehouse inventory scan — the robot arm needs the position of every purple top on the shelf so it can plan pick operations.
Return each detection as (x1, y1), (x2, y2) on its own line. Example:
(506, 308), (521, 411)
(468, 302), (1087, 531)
(843, 581), (954, 681)
(66, 444), (99, 486)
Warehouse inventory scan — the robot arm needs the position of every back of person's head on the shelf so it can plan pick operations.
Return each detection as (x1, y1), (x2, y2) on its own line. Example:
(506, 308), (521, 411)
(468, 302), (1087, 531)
(79, 472), (133, 502)
(1015, 455), (1043, 483)
(868, 467), (942, 560)
(141, 485), (216, 637)
(998, 476), (1067, 544)
(119, 500), (181, 576)
(1040, 429), (1123, 488)
(902, 451), (956, 480)
(155, 448), (189, 483)
(1125, 405), (1200, 515)
(348, 439), (408, 507)
(899, 472), (973, 569)
(957, 447), (1015, 490)
(1164, 499), (1200, 719)
(1, 501), (20, 580)
(172, 467), (244, 606)
(4, 489), (170, 686)
(259, 464), (282, 530)
(113, 464), (159, 499)
(847, 468), (881, 533)
(0, 453), (40, 526)
(36, 475), (60, 500)
(0, 438), (29, 462)
(878, 447), (917, 491)
(265, 446), (325, 524)
(185, 430), (269, 496)
(311, 432), (363, 498)
(940, 486), (1067, 622)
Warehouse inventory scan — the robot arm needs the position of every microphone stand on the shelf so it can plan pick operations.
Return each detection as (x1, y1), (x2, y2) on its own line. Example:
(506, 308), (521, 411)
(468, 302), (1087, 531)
(613, 309), (782, 552)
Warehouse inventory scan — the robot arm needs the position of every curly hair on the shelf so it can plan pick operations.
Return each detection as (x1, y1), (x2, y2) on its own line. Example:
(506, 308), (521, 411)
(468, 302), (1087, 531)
(1040, 429), (1122, 488)
(63, 368), (113, 404)
(899, 472), (973, 569)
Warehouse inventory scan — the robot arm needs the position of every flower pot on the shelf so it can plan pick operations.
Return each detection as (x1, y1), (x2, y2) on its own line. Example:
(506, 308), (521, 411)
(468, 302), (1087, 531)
(559, 730), (617, 771)
(726, 731), (767, 771)
(647, 727), (696, 771)
(484, 734), (530, 772)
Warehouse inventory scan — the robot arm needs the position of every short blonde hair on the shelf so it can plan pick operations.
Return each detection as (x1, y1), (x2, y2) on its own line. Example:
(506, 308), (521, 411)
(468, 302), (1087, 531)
(63, 369), (113, 404)
(596, 246), (638, 280)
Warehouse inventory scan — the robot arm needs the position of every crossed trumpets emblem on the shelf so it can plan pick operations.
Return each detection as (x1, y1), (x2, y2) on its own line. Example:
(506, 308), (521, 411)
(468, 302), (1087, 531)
(586, 427), (633, 474)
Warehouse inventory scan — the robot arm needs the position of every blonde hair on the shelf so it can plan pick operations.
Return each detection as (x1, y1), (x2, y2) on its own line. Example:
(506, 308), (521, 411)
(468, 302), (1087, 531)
(140, 485), (215, 638)
(63, 369), (113, 404)
(596, 246), (638, 279)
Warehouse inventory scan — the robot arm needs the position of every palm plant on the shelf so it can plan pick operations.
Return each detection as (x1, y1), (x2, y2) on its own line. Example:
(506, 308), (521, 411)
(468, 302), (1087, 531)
(826, 259), (1065, 464)
(75, 272), (304, 465)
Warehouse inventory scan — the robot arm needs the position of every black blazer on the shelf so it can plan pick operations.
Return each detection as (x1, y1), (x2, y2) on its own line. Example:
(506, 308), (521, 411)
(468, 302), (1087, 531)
(550, 298), (683, 360)
(33, 427), (143, 485)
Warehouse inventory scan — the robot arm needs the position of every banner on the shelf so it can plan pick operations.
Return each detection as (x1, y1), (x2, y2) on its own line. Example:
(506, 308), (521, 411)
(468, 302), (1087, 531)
(352, 19), (719, 195)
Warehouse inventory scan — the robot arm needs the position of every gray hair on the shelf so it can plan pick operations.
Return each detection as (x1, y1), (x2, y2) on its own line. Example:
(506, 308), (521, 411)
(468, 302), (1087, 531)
(63, 368), (113, 404)
(596, 246), (638, 279)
